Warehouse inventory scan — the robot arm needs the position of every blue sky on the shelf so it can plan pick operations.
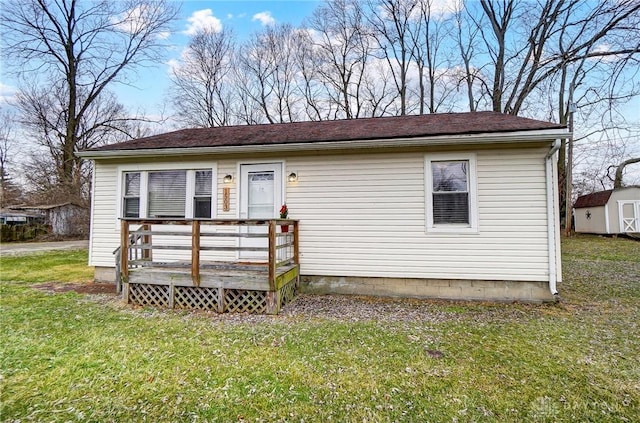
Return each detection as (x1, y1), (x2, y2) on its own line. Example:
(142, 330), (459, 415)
(113, 1), (322, 119)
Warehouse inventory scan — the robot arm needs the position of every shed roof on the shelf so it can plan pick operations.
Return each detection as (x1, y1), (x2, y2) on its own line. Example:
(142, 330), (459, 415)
(15, 202), (86, 211)
(574, 190), (614, 208)
(86, 111), (565, 153)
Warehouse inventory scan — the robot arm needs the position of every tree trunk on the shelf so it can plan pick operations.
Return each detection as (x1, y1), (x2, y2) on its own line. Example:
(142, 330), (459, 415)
(614, 157), (640, 188)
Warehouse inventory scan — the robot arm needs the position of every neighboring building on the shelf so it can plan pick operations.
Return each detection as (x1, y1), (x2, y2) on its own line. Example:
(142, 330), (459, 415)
(20, 203), (89, 236)
(574, 187), (640, 235)
(0, 208), (45, 225)
(79, 112), (567, 303)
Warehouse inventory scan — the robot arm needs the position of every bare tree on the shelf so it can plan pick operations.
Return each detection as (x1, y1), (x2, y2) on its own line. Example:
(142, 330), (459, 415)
(367, 0), (418, 115)
(1, 0), (178, 199)
(454, 0), (640, 227)
(452, 3), (484, 112)
(307, 0), (375, 119)
(0, 110), (23, 207)
(170, 29), (236, 128)
(237, 24), (305, 124)
(16, 85), (137, 203)
(408, 0), (458, 114)
(294, 29), (337, 121)
(614, 157), (640, 188)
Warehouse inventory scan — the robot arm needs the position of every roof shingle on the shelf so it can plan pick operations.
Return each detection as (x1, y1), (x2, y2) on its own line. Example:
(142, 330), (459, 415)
(87, 111), (565, 152)
(574, 190), (614, 208)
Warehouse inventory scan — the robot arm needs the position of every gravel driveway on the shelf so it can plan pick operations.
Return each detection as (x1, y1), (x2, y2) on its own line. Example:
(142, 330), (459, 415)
(1, 240), (89, 256)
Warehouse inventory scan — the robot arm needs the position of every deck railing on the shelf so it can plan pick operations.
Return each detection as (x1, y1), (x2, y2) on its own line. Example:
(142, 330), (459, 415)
(118, 218), (299, 292)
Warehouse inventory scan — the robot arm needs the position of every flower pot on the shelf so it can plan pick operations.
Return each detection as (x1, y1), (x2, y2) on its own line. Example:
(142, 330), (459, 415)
(281, 224), (289, 233)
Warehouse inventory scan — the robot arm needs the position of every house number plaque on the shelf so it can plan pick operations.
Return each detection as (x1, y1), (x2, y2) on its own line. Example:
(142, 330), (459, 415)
(223, 187), (230, 212)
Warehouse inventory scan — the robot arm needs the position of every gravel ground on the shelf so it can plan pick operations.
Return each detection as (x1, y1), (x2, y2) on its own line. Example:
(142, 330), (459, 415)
(49, 283), (539, 325)
(1, 240), (89, 255)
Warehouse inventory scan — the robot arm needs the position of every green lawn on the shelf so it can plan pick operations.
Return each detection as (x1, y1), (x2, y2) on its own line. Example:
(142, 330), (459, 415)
(1, 235), (639, 422)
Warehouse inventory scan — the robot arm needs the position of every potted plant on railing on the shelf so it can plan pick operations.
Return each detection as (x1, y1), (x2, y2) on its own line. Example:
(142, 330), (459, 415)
(280, 204), (290, 232)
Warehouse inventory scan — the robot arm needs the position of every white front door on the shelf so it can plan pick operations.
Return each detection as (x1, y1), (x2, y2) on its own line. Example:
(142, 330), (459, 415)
(239, 163), (283, 259)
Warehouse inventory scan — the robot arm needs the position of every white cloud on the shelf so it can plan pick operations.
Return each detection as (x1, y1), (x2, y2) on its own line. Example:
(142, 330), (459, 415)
(114, 4), (155, 34)
(430, 0), (463, 17)
(252, 11), (276, 26)
(184, 9), (223, 35)
(166, 58), (181, 75)
(0, 82), (17, 105)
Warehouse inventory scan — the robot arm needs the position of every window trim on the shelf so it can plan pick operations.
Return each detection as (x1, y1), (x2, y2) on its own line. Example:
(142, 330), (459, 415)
(117, 162), (217, 224)
(425, 153), (478, 234)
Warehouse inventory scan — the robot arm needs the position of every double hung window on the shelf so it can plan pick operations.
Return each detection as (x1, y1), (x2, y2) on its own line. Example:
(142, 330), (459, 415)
(426, 154), (478, 233)
(123, 172), (141, 218)
(194, 170), (213, 218)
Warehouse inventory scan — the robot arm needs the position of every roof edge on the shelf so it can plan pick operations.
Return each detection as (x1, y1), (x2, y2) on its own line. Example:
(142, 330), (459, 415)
(78, 128), (569, 159)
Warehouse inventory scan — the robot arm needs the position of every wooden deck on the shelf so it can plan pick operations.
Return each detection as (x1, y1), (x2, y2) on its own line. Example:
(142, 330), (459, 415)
(117, 219), (299, 314)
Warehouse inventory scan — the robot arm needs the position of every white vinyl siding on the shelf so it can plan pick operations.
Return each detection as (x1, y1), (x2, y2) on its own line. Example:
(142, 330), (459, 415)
(284, 148), (550, 282)
(88, 147), (552, 282)
(89, 161), (122, 266)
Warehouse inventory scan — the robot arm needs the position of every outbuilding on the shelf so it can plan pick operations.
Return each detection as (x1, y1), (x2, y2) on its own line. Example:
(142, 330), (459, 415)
(79, 112), (567, 312)
(574, 187), (640, 235)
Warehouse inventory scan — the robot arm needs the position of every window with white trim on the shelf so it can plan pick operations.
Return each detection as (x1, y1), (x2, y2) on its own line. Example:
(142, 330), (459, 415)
(194, 170), (213, 218)
(121, 169), (214, 219)
(123, 172), (141, 218)
(426, 154), (478, 233)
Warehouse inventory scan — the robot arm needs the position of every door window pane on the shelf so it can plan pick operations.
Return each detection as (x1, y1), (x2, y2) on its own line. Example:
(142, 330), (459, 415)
(248, 172), (275, 218)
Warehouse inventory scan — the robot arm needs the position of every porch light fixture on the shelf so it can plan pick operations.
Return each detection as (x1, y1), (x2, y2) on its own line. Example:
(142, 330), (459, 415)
(288, 172), (298, 182)
(223, 174), (233, 183)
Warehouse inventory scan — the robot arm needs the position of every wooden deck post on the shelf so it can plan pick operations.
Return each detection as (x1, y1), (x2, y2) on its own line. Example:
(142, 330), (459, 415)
(268, 220), (276, 291)
(293, 220), (300, 265)
(142, 223), (152, 261)
(191, 220), (201, 287)
(120, 220), (129, 282)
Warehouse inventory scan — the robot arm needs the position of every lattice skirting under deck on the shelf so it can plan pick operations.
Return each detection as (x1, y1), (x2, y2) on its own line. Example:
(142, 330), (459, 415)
(125, 281), (297, 314)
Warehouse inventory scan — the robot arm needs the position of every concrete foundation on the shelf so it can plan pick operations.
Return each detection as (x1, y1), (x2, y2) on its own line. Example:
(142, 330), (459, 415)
(300, 275), (557, 303)
(95, 266), (557, 303)
(94, 266), (116, 283)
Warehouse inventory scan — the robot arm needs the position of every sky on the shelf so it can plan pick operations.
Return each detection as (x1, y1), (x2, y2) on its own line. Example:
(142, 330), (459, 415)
(112, 1), (322, 121)
(1, 0), (638, 185)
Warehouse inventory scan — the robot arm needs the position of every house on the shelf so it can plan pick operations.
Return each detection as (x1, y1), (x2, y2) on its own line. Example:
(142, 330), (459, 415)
(574, 187), (640, 235)
(0, 208), (45, 226)
(78, 112), (567, 311)
(0, 208), (46, 242)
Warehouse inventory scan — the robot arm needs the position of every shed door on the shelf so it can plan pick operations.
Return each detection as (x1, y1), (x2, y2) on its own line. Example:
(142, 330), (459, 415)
(619, 201), (640, 233)
(239, 163), (283, 259)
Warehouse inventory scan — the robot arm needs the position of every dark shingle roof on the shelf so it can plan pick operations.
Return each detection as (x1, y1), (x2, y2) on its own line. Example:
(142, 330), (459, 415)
(574, 190), (614, 208)
(87, 112), (565, 152)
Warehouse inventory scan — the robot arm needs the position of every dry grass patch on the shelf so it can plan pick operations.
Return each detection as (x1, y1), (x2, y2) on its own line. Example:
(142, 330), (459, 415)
(1, 237), (639, 421)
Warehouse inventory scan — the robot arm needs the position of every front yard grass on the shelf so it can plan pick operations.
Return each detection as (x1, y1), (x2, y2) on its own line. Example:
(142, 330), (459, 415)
(1, 235), (638, 422)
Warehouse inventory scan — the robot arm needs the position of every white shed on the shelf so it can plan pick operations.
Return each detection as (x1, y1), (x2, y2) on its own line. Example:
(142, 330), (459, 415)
(574, 187), (640, 234)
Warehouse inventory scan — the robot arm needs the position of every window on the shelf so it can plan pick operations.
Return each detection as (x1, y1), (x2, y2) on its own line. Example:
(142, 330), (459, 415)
(426, 154), (477, 233)
(148, 170), (187, 218)
(123, 172), (141, 218)
(194, 170), (212, 218)
(120, 168), (214, 219)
